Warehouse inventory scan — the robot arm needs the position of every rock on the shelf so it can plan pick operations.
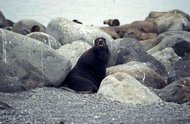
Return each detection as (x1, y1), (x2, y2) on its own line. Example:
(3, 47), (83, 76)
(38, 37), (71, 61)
(172, 40), (190, 57)
(0, 10), (8, 28)
(27, 32), (62, 49)
(6, 19), (14, 27)
(12, 19), (46, 35)
(174, 54), (190, 80)
(146, 9), (190, 33)
(47, 17), (117, 66)
(115, 38), (167, 77)
(140, 38), (157, 50)
(0, 101), (11, 109)
(47, 17), (112, 45)
(0, 72), (26, 92)
(148, 31), (190, 54)
(107, 61), (167, 89)
(158, 77), (190, 104)
(0, 29), (71, 92)
(98, 72), (161, 105)
(57, 40), (91, 67)
(152, 47), (181, 79)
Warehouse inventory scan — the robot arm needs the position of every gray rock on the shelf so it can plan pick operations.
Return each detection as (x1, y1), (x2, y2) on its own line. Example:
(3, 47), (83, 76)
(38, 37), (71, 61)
(115, 38), (167, 77)
(107, 62), (167, 89)
(47, 17), (112, 45)
(0, 10), (8, 28)
(146, 9), (190, 33)
(0, 72), (25, 92)
(98, 72), (161, 105)
(158, 77), (190, 104)
(12, 19), (46, 35)
(148, 31), (190, 54)
(57, 40), (91, 67)
(152, 47), (181, 78)
(0, 29), (71, 92)
(27, 32), (62, 49)
(47, 17), (118, 66)
(174, 55), (190, 80)
(140, 38), (157, 51)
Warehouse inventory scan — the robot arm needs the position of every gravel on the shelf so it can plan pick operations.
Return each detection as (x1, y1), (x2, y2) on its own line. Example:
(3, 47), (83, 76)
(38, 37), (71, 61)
(0, 87), (190, 124)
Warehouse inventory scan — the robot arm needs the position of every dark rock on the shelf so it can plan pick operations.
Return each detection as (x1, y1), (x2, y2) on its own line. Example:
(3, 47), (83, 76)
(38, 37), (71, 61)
(158, 77), (190, 104)
(12, 19), (46, 35)
(152, 47), (181, 81)
(148, 31), (190, 54)
(6, 19), (14, 27)
(115, 38), (167, 77)
(0, 101), (11, 109)
(174, 54), (190, 80)
(0, 29), (71, 92)
(172, 40), (190, 57)
(0, 10), (8, 28)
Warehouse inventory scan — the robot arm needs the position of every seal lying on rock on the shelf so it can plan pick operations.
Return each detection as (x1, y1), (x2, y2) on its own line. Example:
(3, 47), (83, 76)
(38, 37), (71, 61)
(103, 19), (120, 26)
(61, 37), (110, 93)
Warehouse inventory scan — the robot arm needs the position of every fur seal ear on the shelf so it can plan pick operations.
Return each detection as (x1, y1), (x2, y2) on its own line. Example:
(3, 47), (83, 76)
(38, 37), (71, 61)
(31, 25), (40, 32)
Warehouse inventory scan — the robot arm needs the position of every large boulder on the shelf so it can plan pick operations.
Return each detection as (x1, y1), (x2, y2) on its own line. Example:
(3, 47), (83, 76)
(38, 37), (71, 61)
(12, 19), (46, 35)
(27, 32), (62, 49)
(47, 17), (113, 45)
(146, 9), (190, 33)
(148, 31), (190, 54)
(152, 47), (181, 79)
(0, 10), (8, 28)
(158, 77), (190, 104)
(174, 54), (190, 80)
(115, 38), (167, 77)
(98, 72), (161, 105)
(47, 17), (118, 66)
(0, 29), (71, 92)
(107, 61), (167, 89)
(57, 40), (91, 67)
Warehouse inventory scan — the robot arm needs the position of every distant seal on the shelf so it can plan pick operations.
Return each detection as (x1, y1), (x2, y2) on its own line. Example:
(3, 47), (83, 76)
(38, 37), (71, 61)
(103, 19), (120, 26)
(61, 37), (110, 93)
(73, 19), (83, 24)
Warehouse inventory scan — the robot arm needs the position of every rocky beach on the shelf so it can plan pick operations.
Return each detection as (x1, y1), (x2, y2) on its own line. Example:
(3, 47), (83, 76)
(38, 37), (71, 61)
(0, 7), (190, 124)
